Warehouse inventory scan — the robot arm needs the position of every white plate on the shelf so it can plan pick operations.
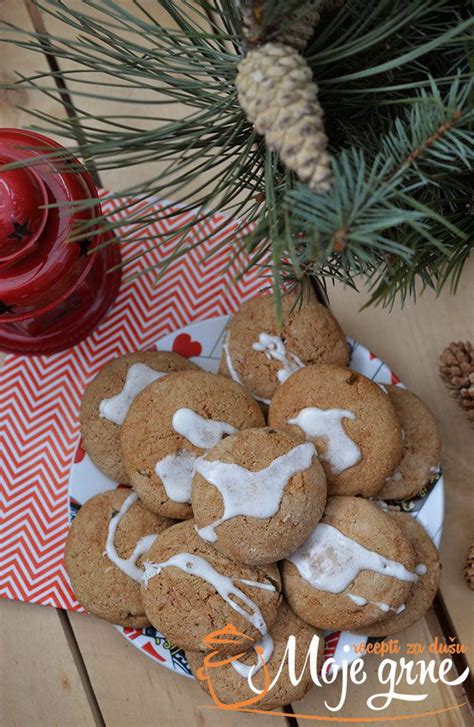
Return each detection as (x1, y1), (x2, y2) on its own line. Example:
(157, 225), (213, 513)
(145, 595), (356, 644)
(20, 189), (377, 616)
(68, 315), (444, 677)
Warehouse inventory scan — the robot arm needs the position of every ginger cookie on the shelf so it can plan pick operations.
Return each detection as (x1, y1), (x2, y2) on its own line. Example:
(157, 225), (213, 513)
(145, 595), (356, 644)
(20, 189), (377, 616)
(378, 386), (441, 501)
(219, 286), (349, 405)
(80, 351), (198, 483)
(121, 371), (265, 519)
(281, 496), (417, 631)
(268, 364), (402, 497)
(186, 599), (324, 711)
(140, 519), (282, 653)
(64, 489), (173, 627)
(358, 512), (441, 636)
(192, 427), (327, 565)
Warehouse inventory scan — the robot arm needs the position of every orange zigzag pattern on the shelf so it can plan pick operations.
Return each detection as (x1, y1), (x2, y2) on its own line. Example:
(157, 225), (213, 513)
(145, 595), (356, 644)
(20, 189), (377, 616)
(0, 198), (266, 610)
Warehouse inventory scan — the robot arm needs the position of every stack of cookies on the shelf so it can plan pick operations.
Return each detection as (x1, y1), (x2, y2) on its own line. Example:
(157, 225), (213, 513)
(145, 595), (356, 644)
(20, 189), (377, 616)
(65, 286), (442, 710)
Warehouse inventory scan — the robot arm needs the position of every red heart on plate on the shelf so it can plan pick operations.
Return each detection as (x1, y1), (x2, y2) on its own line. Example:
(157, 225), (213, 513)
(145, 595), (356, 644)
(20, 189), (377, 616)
(391, 371), (401, 385)
(74, 440), (86, 464)
(172, 332), (202, 359)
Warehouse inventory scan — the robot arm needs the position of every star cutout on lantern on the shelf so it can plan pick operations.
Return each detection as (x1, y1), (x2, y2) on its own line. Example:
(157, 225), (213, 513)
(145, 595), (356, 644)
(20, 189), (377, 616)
(7, 220), (31, 241)
(0, 301), (15, 314)
(76, 238), (93, 256)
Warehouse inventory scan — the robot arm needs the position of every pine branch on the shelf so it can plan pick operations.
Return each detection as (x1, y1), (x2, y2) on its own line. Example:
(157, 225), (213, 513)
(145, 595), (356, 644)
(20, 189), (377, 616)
(0, 0), (472, 308)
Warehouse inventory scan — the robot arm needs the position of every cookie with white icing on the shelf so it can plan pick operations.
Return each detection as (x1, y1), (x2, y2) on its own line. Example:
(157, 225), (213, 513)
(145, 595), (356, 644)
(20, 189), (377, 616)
(357, 512), (441, 636)
(192, 427), (327, 565)
(121, 371), (265, 519)
(281, 496), (417, 631)
(378, 386), (441, 501)
(268, 365), (402, 497)
(64, 489), (173, 627)
(80, 351), (199, 483)
(140, 519), (282, 653)
(219, 286), (349, 405)
(186, 598), (323, 710)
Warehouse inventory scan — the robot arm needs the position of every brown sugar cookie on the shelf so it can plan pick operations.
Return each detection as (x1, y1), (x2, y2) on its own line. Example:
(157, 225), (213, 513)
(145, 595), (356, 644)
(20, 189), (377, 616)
(268, 365), (401, 497)
(358, 512), (441, 636)
(219, 286), (349, 405)
(121, 370), (265, 519)
(268, 365), (402, 497)
(192, 427), (327, 565)
(281, 496), (417, 631)
(377, 386), (441, 501)
(140, 520), (282, 653)
(64, 489), (173, 627)
(80, 351), (198, 483)
(186, 599), (324, 711)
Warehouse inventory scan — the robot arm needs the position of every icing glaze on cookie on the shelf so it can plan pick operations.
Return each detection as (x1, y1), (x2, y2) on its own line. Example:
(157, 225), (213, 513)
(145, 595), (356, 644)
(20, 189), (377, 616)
(143, 553), (275, 634)
(104, 492), (158, 582)
(172, 408), (237, 449)
(252, 333), (304, 384)
(231, 633), (275, 678)
(415, 564), (427, 576)
(194, 442), (316, 542)
(288, 407), (361, 474)
(288, 523), (418, 593)
(348, 593), (406, 614)
(99, 363), (165, 425)
(222, 333), (270, 405)
(155, 450), (197, 504)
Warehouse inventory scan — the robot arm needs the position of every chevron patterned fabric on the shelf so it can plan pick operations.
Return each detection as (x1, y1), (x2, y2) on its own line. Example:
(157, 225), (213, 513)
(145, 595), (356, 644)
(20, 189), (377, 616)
(0, 195), (266, 611)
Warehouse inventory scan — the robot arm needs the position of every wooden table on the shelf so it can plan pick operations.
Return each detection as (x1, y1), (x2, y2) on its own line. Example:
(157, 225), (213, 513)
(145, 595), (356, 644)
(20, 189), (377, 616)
(1, 3), (473, 725)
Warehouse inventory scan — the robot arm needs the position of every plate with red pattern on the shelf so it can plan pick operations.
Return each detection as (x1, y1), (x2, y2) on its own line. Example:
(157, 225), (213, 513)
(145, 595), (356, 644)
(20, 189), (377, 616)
(68, 315), (443, 677)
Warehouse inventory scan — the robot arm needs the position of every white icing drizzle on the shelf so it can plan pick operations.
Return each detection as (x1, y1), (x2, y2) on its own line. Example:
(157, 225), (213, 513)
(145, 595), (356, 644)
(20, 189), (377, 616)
(154, 409), (238, 505)
(99, 363), (165, 425)
(172, 408), (237, 449)
(104, 492), (158, 582)
(415, 564), (427, 576)
(143, 553), (275, 635)
(222, 332), (270, 405)
(194, 442), (315, 542)
(252, 333), (304, 384)
(155, 450), (197, 504)
(288, 523), (418, 593)
(288, 407), (361, 475)
(231, 633), (274, 678)
(348, 594), (406, 615)
(378, 384), (388, 394)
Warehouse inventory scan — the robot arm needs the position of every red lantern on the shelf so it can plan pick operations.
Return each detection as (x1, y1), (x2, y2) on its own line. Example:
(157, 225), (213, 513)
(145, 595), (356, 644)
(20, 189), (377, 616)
(0, 129), (121, 355)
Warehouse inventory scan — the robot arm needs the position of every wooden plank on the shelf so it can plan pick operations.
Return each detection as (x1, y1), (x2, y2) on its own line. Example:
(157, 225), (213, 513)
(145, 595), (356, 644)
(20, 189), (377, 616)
(293, 612), (472, 726)
(0, 599), (99, 727)
(1, 0), (68, 143)
(67, 610), (288, 727)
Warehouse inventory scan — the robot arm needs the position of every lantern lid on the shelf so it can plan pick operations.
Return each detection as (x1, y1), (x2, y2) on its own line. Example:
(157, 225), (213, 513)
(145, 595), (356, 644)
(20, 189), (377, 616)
(0, 129), (102, 321)
(0, 160), (48, 265)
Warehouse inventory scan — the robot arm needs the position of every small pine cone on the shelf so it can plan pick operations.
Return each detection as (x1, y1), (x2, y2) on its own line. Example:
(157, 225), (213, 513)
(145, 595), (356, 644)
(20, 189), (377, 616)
(242, 1), (323, 49)
(273, 2), (322, 51)
(439, 341), (474, 425)
(236, 42), (332, 193)
(465, 544), (474, 590)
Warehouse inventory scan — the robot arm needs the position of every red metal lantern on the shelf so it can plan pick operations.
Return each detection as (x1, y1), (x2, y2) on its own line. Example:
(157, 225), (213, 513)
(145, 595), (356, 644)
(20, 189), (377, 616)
(0, 129), (121, 355)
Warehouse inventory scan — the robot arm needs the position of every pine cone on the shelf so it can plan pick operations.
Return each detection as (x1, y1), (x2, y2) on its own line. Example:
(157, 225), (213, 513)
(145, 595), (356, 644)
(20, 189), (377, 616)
(242, 1), (323, 49)
(236, 42), (332, 193)
(439, 341), (474, 425)
(465, 544), (474, 590)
